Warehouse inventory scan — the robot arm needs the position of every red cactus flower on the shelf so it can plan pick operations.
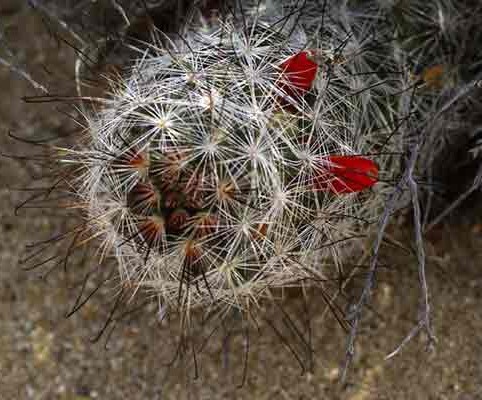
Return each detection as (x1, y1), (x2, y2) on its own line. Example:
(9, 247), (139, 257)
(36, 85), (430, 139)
(314, 155), (379, 194)
(280, 51), (318, 95)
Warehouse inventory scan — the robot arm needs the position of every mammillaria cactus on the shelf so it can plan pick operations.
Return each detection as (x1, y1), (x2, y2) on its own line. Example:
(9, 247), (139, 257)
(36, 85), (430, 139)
(11, 0), (482, 382)
(53, 2), (394, 320)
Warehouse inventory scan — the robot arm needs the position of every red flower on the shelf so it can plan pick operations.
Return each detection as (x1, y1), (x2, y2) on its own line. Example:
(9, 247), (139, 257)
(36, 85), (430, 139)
(280, 51), (318, 96)
(314, 155), (379, 194)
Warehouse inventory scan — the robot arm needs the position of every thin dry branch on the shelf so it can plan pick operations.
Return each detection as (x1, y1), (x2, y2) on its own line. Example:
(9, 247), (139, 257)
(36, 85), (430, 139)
(27, 0), (85, 44)
(0, 56), (48, 93)
(385, 142), (437, 360)
(0, 23), (48, 93)
(341, 139), (435, 380)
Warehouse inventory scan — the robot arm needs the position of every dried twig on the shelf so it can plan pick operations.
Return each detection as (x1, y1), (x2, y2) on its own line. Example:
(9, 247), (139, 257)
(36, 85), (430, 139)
(0, 56), (48, 93)
(341, 138), (435, 379)
(27, 0), (84, 44)
(385, 142), (437, 360)
(341, 159), (407, 382)
(0, 23), (48, 93)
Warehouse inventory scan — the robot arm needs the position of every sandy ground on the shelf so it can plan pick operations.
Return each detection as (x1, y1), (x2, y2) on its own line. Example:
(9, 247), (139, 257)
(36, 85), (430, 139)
(1, 3), (482, 399)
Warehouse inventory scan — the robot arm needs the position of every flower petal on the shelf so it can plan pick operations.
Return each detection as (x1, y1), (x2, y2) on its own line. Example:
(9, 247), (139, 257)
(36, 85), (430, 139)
(280, 51), (318, 94)
(314, 155), (379, 193)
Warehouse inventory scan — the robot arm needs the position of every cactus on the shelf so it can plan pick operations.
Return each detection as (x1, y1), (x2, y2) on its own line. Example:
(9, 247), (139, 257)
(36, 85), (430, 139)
(5, 0), (480, 384)
(10, 0), (412, 364)
(47, 1), (406, 322)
